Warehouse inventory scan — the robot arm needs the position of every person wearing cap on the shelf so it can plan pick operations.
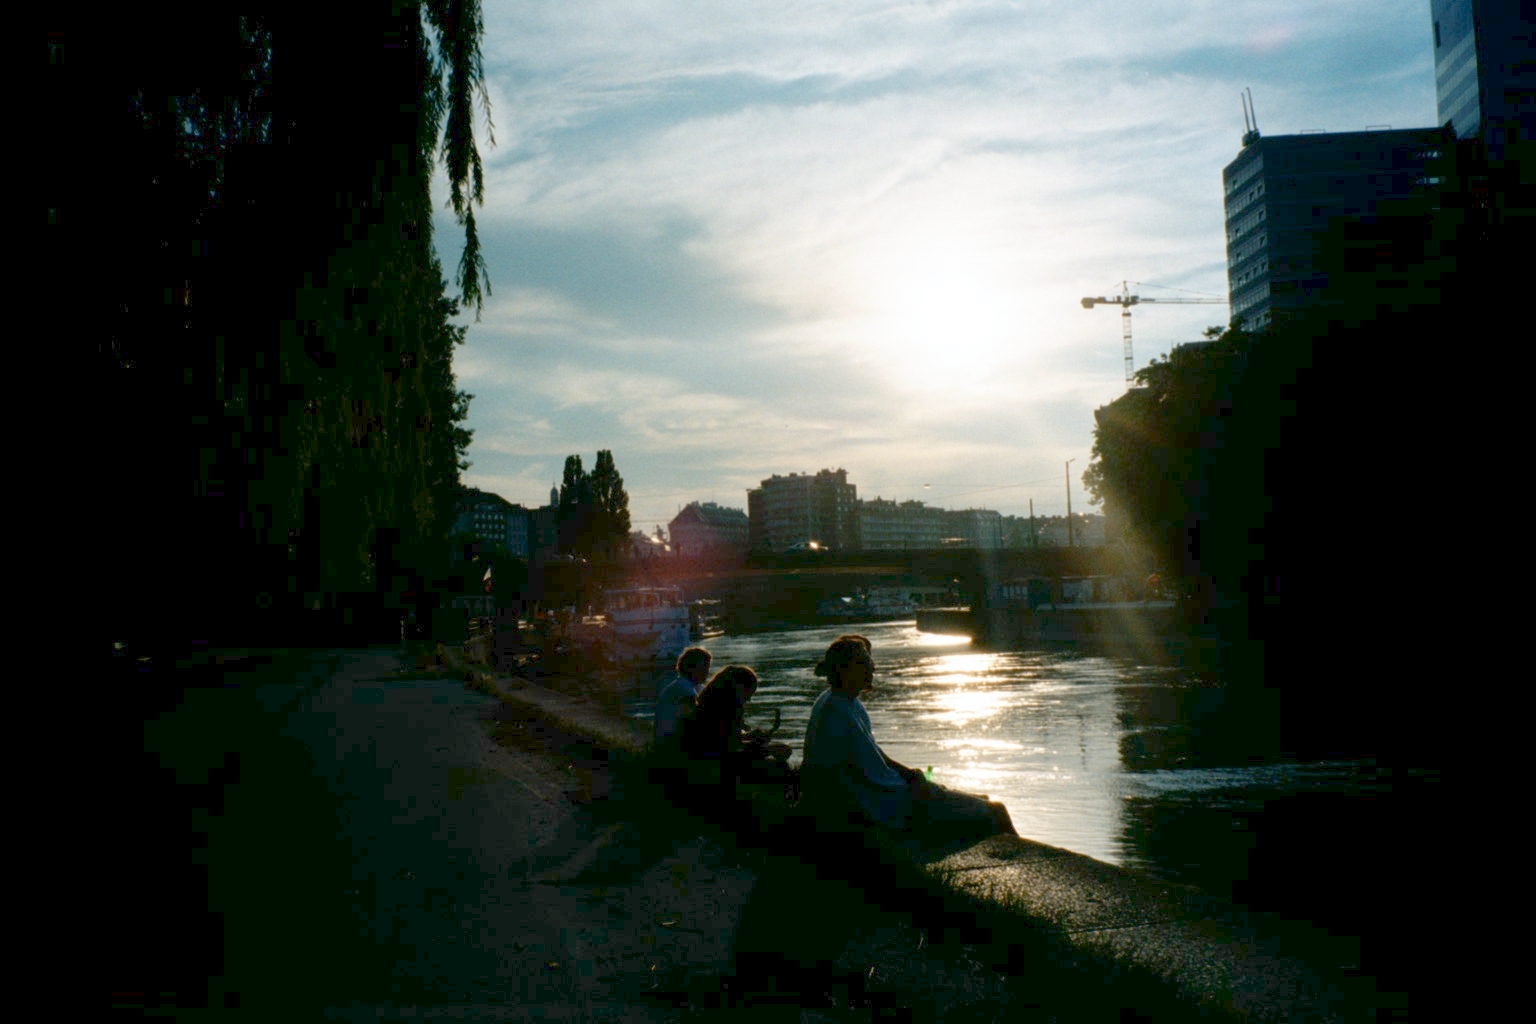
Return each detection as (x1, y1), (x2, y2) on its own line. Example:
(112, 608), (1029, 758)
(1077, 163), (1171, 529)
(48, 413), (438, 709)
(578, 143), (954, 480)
(801, 634), (1015, 840)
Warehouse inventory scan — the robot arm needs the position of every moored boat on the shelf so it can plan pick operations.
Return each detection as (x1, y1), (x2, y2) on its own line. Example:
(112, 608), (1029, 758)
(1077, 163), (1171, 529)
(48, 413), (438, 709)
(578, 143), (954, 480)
(815, 585), (954, 623)
(603, 586), (691, 664)
(917, 575), (1179, 647)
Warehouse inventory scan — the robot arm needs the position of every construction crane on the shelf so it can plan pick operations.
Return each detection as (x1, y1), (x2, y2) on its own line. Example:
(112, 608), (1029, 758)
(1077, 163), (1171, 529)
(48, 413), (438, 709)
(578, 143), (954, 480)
(1080, 281), (1227, 383)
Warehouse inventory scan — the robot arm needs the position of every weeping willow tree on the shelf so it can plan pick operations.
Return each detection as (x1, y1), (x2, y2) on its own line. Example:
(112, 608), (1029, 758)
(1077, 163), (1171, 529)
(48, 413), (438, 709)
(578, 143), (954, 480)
(81, 3), (496, 645)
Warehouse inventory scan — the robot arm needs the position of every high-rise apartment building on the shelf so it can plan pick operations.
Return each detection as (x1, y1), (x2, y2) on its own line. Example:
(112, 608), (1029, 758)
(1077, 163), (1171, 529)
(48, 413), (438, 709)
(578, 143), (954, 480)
(1223, 5), (1529, 329)
(1222, 128), (1445, 330)
(747, 469), (858, 552)
(1430, 0), (1531, 157)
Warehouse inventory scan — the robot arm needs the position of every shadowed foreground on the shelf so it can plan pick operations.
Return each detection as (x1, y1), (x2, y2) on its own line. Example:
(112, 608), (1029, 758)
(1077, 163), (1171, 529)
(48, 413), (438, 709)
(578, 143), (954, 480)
(114, 648), (1411, 1020)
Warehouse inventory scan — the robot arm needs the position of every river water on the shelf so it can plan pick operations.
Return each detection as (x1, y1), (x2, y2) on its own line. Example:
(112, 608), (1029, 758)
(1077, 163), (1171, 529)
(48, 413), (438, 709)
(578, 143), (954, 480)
(622, 620), (1365, 895)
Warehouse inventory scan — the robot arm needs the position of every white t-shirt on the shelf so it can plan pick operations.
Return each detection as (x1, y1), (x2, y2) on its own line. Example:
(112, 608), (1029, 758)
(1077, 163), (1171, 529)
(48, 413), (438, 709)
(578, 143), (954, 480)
(653, 674), (700, 745)
(801, 688), (912, 828)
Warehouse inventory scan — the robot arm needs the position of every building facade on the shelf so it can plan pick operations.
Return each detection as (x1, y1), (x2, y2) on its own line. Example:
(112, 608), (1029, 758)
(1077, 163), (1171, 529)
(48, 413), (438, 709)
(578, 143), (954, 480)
(856, 499), (1009, 550)
(858, 498), (948, 550)
(942, 509), (1005, 550)
(1222, 128), (1445, 330)
(669, 501), (750, 557)
(1430, 0), (1530, 157)
(747, 469), (859, 552)
(452, 487), (531, 558)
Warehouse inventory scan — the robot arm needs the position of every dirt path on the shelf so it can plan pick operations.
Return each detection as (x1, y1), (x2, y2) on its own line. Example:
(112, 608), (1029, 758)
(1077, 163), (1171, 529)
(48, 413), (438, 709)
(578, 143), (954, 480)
(154, 649), (766, 1021)
(142, 649), (1040, 1022)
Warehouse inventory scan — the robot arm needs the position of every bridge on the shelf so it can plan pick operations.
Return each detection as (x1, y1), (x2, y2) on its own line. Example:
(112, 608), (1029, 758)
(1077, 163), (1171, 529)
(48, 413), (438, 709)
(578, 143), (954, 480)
(613, 547), (1139, 633)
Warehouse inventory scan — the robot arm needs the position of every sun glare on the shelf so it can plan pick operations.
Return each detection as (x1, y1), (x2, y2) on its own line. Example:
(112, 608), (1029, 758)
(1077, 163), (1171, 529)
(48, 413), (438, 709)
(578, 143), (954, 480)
(914, 631), (971, 648)
(857, 239), (1018, 392)
(926, 687), (1008, 727)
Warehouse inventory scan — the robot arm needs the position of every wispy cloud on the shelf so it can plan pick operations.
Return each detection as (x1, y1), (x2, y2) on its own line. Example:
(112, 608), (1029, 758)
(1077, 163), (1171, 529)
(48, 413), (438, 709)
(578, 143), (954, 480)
(441, 0), (1437, 528)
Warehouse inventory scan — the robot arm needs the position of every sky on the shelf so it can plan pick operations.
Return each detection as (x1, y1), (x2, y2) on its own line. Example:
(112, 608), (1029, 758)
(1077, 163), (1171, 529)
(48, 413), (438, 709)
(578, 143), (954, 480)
(433, 0), (1438, 536)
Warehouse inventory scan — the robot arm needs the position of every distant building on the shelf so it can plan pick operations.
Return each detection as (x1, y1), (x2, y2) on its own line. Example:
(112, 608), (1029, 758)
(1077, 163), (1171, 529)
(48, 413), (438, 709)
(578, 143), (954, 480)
(859, 498), (947, 550)
(626, 530), (671, 560)
(1222, 127), (1446, 331)
(669, 502), (750, 557)
(1430, 0), (1531, 158)
(857, 499), (1008, 550)
(452, 488), (531, 558)
(748, 469), (859, 552)
(942, 509), (1005, 550)
(1007, 512), (1105, 552)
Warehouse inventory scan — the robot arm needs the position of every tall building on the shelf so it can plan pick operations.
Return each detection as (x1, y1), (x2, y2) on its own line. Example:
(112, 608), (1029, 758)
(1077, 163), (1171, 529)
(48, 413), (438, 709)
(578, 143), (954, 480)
(1222, 128), (1445, 330)
(1430, 0), (1532, 157)
(747, 469), (859, 552)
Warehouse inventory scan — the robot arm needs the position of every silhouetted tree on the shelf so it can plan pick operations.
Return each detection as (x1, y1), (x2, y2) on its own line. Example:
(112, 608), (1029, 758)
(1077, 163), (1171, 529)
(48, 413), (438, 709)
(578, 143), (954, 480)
(73, 2), (493, 648)
(588, 450), (632, 560)
(1085, 323), (1257, 585)
(553, 451), (631, 558)
(557, 455), (593, 554)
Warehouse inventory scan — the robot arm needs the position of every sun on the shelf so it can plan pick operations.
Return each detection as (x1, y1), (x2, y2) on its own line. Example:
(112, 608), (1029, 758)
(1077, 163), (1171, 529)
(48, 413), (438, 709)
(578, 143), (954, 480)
(856, 239), (1018, 393)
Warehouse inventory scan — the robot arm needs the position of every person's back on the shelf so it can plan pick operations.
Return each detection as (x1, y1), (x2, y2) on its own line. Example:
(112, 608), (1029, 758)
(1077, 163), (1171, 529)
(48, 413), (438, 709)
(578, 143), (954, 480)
(653, 674), (699, 750)
(681, 666), (754, 764)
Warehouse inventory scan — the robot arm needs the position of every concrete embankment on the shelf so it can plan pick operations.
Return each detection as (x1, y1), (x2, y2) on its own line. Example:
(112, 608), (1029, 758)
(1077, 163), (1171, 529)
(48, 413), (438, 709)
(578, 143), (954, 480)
(489, 670), (1399, 1023)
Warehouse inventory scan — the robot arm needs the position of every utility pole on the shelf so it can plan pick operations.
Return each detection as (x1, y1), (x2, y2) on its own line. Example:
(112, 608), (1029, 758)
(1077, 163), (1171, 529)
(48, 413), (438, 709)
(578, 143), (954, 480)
(1065, 459), (1075, 548)
(1029, 499), (1037, 550)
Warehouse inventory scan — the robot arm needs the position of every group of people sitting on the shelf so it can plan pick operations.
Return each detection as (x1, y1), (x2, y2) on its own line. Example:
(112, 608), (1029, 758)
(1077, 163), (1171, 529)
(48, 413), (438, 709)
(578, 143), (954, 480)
(651, 634), (1016, 845)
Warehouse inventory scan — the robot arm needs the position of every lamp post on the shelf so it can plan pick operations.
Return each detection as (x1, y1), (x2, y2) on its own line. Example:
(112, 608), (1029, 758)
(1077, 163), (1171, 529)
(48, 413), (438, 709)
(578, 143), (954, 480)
(1065, 459), (1075, 548)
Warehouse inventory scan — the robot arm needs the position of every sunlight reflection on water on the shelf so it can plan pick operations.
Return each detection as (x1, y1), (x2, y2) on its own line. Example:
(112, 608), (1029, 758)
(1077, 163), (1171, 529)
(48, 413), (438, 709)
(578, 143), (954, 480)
(625, 620), (1362, 876)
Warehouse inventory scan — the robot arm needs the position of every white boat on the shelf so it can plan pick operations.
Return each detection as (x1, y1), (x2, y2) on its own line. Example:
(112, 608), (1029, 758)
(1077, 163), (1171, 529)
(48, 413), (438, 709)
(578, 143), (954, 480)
(602, 586), (691, 664)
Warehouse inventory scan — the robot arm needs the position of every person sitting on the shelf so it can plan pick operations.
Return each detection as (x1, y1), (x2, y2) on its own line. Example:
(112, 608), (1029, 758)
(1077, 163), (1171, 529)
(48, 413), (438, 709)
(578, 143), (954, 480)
(648, 647), (712, 816)
(800, 634), (1015, 842)
(654, 647), (712, 751)
(680, 666), (794, 824)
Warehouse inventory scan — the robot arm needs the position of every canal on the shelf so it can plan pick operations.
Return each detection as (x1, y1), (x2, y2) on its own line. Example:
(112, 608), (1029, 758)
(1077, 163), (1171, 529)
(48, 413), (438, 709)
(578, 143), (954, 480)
(623, 620), (1367, 900)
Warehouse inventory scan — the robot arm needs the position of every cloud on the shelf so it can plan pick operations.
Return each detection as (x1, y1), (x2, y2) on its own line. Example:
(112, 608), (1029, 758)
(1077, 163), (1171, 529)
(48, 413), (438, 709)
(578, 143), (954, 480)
(443, 0), (1438, 526)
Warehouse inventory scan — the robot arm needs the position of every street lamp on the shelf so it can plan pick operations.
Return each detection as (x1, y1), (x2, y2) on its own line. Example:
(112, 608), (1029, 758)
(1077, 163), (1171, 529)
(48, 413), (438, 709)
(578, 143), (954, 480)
(1065, 459), (1076, 548)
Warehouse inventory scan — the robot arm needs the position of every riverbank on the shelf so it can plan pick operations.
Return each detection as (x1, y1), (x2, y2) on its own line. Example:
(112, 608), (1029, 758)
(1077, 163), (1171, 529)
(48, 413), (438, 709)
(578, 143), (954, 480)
(472, 655), (1400, 1022)
(424, 650), (1053, 1021)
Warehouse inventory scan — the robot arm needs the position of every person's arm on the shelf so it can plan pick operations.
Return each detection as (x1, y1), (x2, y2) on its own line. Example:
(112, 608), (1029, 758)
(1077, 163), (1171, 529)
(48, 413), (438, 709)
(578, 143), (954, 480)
(879, 750), (926, 782)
